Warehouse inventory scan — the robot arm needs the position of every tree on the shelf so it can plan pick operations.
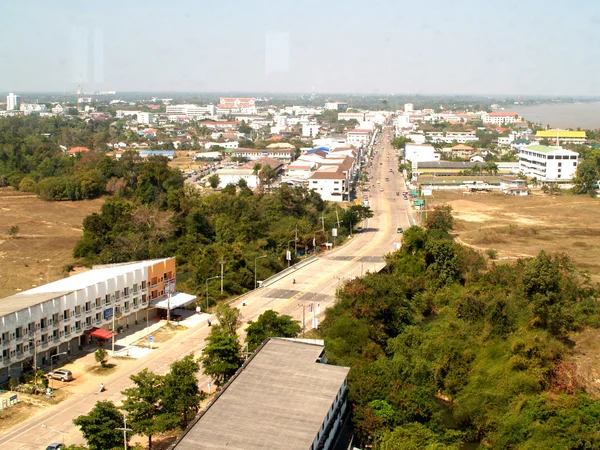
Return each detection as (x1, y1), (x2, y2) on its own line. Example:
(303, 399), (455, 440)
(245, 310), (302, 352)
(207, 174), (220, 189)
(572, 159), (599, 194)
(121, 369), (168, 450)
(162, 354), (206, 428)
(237, 178), (248, 189)
(95, 347), (107, 367)
(425, 205), (454, 233)
(73, 401), (128, 450)
(18, 176), (36, 192)
(259, 164), (278, 191)
(200, 328), (242, 386)
(215, 303), (242, 336)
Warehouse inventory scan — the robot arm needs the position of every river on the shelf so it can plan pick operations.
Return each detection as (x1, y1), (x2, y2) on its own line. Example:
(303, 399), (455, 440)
(509, 102), (600, 130)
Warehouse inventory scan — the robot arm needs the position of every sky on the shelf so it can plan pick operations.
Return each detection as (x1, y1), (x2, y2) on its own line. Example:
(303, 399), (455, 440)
(1, 0), (600, 96)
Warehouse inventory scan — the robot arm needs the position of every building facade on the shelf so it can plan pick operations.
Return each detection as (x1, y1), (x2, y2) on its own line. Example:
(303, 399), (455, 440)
(6, 93), (22, 111)
(518, 145), (579, 181)
(535, 130), (587, 145)
(482, 112), (520, 124)
(0, 258), (176, 383)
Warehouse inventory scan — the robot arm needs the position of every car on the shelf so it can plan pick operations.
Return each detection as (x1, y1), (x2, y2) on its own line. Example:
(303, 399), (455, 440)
(357, 226), (363, 233)
(397, 227), (404, 233)
(396, 191), (400, 196)
(48, 369), (73, 382)
(45, 444), (64, 450)
(380, 188), (384, 192)
(385, 177), (389, 181)
(377, 180), (380, 184)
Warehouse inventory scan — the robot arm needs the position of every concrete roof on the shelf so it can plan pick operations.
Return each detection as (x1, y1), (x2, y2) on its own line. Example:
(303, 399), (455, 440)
(0, 258), (171, 317)
(173, 339), (349, 450)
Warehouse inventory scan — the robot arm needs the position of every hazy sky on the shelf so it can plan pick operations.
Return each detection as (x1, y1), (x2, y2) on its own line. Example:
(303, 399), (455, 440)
(2, 0), (600, 95)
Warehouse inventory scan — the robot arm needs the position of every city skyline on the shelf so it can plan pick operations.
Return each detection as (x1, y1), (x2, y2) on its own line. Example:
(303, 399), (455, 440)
(1, 0), (599, 96)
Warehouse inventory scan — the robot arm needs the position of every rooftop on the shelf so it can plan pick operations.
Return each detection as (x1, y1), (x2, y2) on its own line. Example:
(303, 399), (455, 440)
(522, 144), (578, 154)
(173, 339), (349, 450)
(0, 258), (171, 316)
(536, 130), (587, 138)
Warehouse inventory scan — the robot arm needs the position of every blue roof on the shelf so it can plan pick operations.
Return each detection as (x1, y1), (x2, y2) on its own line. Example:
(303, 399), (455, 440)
(139, 150), (175, 156)
(307, 146), (330, 153)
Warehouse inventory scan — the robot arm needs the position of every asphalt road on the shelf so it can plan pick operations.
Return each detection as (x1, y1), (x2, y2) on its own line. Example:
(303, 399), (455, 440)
(1, 126), (415, 450)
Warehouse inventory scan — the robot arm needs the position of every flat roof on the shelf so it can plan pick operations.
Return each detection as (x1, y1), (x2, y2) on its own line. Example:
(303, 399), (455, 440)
(173, 339), (349, 450)
(0, 258), (171, 317)
(522, 145), (578, 154)
(536, 130), (586, 138)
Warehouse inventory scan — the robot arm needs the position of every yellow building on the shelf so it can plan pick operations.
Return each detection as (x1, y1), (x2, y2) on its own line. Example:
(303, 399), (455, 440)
(535, 130), (586, 145)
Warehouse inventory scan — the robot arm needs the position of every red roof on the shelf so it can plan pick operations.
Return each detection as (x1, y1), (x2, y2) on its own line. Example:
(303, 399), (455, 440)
(488, 112), (518, 117)
(67, 146), (91, 154)
(84, 327), (116, 340)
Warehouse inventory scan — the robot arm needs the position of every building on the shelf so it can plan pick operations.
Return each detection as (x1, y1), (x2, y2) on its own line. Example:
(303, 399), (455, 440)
(518, 144), (579, 181)
(217, 97), (257, 115)
(66, 146), (91, 156)
(535, 130), (587, 145)
(230, 147), (295, 163)
(412, 160), (479, 176)
(205, 141), (239, 150)
(165, 104), (214, 118)
(324, 101), (348, 111)
(137, 112), (153, 125)
(482, 112), (520, 124)
(6, 93), (21, 111)
(139, 150), (175, 160)
(500, 177), (529, 195)
(426, 131), (479, 144)
(51, 104), (64, 115)
(172, 338), (349, 450)
(338, 112), (364, 122)
(404, 103), (414, 113)
(302, 123), (320, 138)
(0, 258), (194, 383)
(345, 129), (371, 146)
(404, 144), (439, 164)
(20, 103), (48, 115)
(308, 155), (354, 202)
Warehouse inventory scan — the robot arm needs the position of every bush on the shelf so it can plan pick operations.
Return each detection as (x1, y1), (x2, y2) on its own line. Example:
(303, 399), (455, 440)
(486, 248), (498, 259)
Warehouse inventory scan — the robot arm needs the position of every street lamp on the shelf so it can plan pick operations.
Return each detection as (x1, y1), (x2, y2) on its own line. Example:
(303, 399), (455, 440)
(49, 352), (68, 391)
(205, 276), (221, 312)
(254, 255), (267, 289)
(42, 424), (66, 446)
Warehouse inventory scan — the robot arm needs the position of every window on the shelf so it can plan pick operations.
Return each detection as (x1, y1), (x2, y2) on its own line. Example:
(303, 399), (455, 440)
(558, 162), (562, 167)
(63, 310), (70, 320)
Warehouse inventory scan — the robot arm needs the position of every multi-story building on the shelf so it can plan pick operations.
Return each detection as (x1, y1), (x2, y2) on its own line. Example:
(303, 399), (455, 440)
(165, 104), (214, 118)
(426, 131), (479, 144)
(518, 145), (579, 181)
(338, 112), (364, 122)
(535, 130), (587, 145)
(171, 338), (350, 450)
(229, 147), (295, 163)
(0, 258), (183, 383)
(324, 101), (348, 111)
(20, 103), (48, 115)
(345, 129), (371, 146)
(404, 144), (439, 164)
(308, 155), (354, 202)
(302, 123), (320, 137)
(482, 112), (520, 124)
(404, 103), (414, 113)
(6, 93), (22, 111)
(136, 112), (153, 124)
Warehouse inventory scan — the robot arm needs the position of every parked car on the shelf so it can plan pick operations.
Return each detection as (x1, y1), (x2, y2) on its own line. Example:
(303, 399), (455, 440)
(46, 444), (64, 450)
(47, 369), (73, 382)
(397, 227), (404, 233)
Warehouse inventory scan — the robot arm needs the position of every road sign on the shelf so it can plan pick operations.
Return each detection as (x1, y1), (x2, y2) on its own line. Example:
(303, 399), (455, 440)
(332, 228), (338, 237)
(149, 336), (153, 342)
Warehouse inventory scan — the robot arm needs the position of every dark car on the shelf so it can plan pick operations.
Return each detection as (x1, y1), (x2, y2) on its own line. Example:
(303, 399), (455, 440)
(397, 227), (404, 233)
(46, 444), (64, 450)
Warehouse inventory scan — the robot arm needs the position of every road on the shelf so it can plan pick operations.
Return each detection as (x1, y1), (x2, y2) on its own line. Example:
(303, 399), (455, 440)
(1, 126), (415, 450)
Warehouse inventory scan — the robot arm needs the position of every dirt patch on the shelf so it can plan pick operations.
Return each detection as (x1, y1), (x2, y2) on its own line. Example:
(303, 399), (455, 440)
(0, 190), (104, 298)
(572, 328), (600, 398)
(134, 323), (185, 348)
(436, 191), (600, 280)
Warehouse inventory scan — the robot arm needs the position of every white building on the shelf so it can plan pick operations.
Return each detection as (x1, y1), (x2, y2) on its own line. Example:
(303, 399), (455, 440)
(518, 144), (579, 181)
(165, 104), (214, 118)
(324, 102), (348, 111)
(404, 103), (414, 113)
(0, 258), (195, 383)
(230, 148), (295, 163)
(482, 112), (520, 124)
(364, 112), (388, 125)
(51, 104), (64, 115)
(345, 129), (371, 146)
(205, 141), (239, 150)
(137, 112), (153, 125)
(426, 131), (479, 144)
(20, 103), (48, 115)
(302, 123), (320, 138)
(308, 155), (354, 202)
(338, 112), (364, 122)
(404, 144), (439, 164)
(6, 93), (22, 111)
(215, 168), (258, 189)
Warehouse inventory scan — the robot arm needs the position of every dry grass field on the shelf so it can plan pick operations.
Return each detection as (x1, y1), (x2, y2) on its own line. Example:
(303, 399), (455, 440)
(430, 190), (600, 281)
(0, 188), (104, 298)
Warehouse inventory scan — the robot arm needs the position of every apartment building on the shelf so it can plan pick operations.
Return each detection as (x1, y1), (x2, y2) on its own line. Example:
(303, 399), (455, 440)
(6, 93), (21, 111)
(345, 129), (371, 146)
(338, 112), (365, 122)
(230, 147), (295, 163)
(482, 112), (520, 124)
(308, 155), (354, 202)
(0, 258), (179, 383)
(426, 131), (479, 144)
(518, 145), (579, 181)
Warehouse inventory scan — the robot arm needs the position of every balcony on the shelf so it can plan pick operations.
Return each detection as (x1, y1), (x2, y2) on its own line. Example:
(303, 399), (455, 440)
(53, 321), (60, 328)
(96, 318), (102, 324)
(2, 339), (11, 347)
(85, 323), (94, 330)
(41, 341), (49, 348)
(74, 312), (82, 318)
(132, 303), (139, 310)
(53, 336), (60, 342)
(40, 326), (49, 332)
(15, 334), (24, 343)
(64, 332), (71, 338)
(63, 316), (71, 323)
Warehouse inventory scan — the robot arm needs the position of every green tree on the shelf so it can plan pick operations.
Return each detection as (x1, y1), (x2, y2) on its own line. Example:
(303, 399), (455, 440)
(259, 164), (278, 190)
(7, 225), (19, 238)
(572, 159), (599, 194)
(18, 176), (36, 192)
(215, 303), (242, 337)
(200, 328), (242, 386)
(73, 401), (128, 450)
(245, 310), (302, 352)
(121, 369), (168, 450)
(425, 205), (454, 233)
(95, 347), (107, 367)
(162, 354), (206, 428)
(207, 174), (220, 189)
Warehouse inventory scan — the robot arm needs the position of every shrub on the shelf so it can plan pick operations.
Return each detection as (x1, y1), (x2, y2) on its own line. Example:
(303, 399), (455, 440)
(486, 248), (498, 259)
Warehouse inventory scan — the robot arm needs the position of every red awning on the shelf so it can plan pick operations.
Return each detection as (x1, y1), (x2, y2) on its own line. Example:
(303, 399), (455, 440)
(84, 327), (116, 340)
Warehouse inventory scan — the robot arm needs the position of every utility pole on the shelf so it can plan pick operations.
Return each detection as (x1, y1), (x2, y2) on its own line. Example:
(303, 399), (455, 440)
(117, 415), (133, 450)
(167, 284), (171, 324)
(112, 298), (116, 354)
(220, 260), (225, 293)
(294, 227), (298, 255)
(298, 303), (306, 338)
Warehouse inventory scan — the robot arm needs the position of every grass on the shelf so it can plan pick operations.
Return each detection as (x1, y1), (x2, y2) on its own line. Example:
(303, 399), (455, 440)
(431, 190), (600, 280)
